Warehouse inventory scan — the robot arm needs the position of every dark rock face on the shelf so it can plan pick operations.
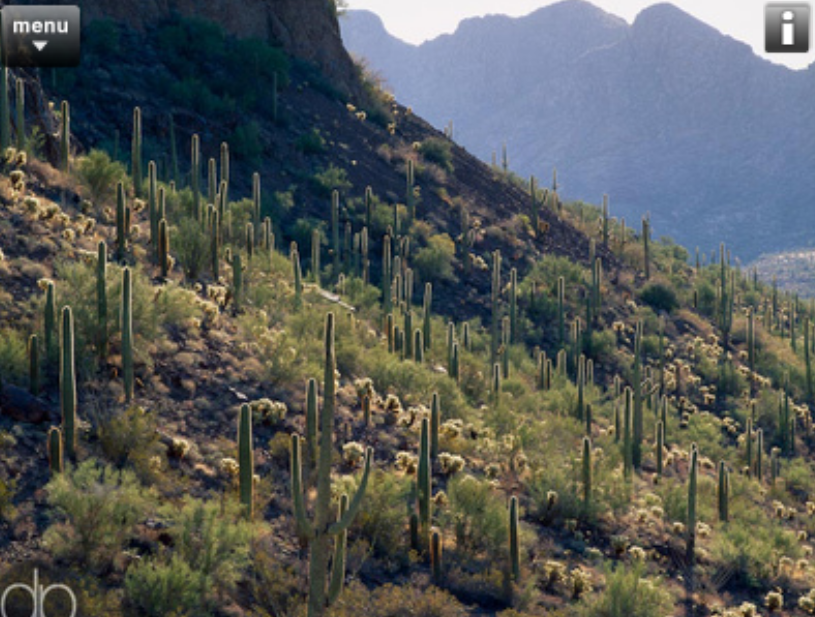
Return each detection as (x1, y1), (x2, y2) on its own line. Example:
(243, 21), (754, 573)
(342, 1), (815, 261)
(8, 0), (359, 95)
(0, 384), (52, 424)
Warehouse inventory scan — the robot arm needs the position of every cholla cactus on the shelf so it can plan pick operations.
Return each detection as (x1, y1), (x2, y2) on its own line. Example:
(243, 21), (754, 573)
(250, 398), (287, 426)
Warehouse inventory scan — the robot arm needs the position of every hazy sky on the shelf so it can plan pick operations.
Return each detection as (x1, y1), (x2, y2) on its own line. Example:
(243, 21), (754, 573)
(345, 0), (814, 70)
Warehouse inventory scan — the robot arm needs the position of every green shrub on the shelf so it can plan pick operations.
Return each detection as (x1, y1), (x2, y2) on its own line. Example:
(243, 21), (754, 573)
(296, 128), (328, 155)
(99, 405), (163, 477)
(579, 563), (672, 617)
(413, 234), (456, 284)
(354, 470), (412, 563)
(418, 138), (453, 173)
(75, 149), (128, 205)
(124, 554), (204, 617)
(311, 165), (352, 198)
(442, 475), (507, 557)
(0, 327), (28, 385)
(172, 216), (210, 281)
(327, 580), (468, 617)
(638, 283), (679, 314)
(44, 459), (152, 572)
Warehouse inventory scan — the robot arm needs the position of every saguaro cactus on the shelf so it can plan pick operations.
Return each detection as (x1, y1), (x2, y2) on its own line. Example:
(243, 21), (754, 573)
(238, 403), (254, 519)
(131, 107), (142, 198)
(418, 416), (432, 546)
(331, 190), (340, 276)
(191, 134), (201, 218)
(60, 306), (77, 459)
(116, 182), (127, 261)
(60, 101), (69, 172)
(509, 495), (520, 582)
(15, 77), (25, 152)
(642, 216), (651, 280)
(632, 321), (644, 469)
(158, 219), (170, 279)
(28, 334), (39, 396)
(655, 421), (664, 477)
(44, 280), (57, 363)
(431, 529), (443, 585)
(582, 436), (592, 517)
(290, 313), (374, 617)
(47, 426), (63, 475)
(717, 460), (729, 523)
(687, 444), (698, 565)
(328, 493), (349, 603)
(423, 283), (432, 352)
(0, 66), (9, 150)
(490, 250), (502, 366)
(96, 241), (108, 360)
(122, 267), (134, 402)
(430, 392), (440, 460)
(557, 276), (566, 349)
(509, 268), (518, 344)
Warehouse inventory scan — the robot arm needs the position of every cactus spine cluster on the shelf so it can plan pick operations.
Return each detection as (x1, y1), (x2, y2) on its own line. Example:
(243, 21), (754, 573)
(238, 403), (254, 518)
(60, 306), (77, 459)
(290, 313), (373, 617)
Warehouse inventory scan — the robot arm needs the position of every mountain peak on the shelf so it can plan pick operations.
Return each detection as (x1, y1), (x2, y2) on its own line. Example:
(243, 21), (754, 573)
(633, 2), (721, 38)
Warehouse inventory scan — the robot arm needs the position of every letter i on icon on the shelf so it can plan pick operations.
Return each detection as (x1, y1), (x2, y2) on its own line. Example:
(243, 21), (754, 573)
(783, 10), (796, 44)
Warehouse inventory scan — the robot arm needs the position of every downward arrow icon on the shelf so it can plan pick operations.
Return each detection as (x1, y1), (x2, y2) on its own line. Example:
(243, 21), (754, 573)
(32, 41), (48, 51)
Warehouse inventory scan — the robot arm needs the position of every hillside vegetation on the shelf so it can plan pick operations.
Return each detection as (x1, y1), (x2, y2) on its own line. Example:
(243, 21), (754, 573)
(1, 12), (815, 617)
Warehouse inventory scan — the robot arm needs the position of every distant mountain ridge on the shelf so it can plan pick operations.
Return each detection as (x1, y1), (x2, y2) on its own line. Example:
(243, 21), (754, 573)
(341, 1), (815, 261)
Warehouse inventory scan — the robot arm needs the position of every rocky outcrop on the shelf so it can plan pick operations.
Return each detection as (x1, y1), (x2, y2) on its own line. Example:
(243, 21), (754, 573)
(9, 0), (359, 95)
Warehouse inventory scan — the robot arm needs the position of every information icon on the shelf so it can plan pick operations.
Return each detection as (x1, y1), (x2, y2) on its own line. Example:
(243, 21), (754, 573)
(766, 3), (811, 53)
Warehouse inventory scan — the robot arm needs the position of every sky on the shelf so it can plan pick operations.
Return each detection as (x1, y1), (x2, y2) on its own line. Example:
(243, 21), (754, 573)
(345, 0), (814, 70)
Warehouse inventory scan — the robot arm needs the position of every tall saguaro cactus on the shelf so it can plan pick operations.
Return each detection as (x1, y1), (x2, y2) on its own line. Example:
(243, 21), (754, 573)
(122, 267), (134, 402)
(290, 313), (374, 617)
(96, 241), (108, 360)
(191, 134), (201, 218)
(60, 101), (70, 172)
(0, 66), (9, 150)
(131, 107), (142, 198)
(47, 426), (64, 475)
(15, 77), (25, 152)
(60, 306), (77, 459)
(490, 250), (501, 366)
(418, 416), (432, 547)
(238, 403), (254, 519)
(509, 495), (520, 582)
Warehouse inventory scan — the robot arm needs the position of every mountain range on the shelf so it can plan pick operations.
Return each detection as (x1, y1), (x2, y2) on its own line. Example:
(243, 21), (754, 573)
(341, 1), (815, 262)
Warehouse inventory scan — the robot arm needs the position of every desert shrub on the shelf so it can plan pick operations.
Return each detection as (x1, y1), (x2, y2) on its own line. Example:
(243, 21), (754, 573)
(75, 149), (128, 206)
(0, 477), (16, 522)
(249, 539), (305, 616)
(311, 165), (352, 198)
(354, 470), (412, 563)
(124, 554), (204, 617)
(230, 120), (263, 162)
(99, 405), (163, 477)
(164, 498), (253, 595)
(44, 459), (152, 572)
(443, 475), (507, 557)
(639, 283), (679, 314)
(578, 563), (672, 617)
(172, 216), (210, 281)
(296, 127), (328, 155)
(0, 327), (28, 384)
(413, 234), (456, 284)
(328, 580), (468, 617)
(418, 137), (453, 173)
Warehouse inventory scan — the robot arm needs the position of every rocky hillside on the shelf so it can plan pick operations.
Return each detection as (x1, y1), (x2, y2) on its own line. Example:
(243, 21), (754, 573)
(342, 1), (815, 261)
(0, 5), (815, 617)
